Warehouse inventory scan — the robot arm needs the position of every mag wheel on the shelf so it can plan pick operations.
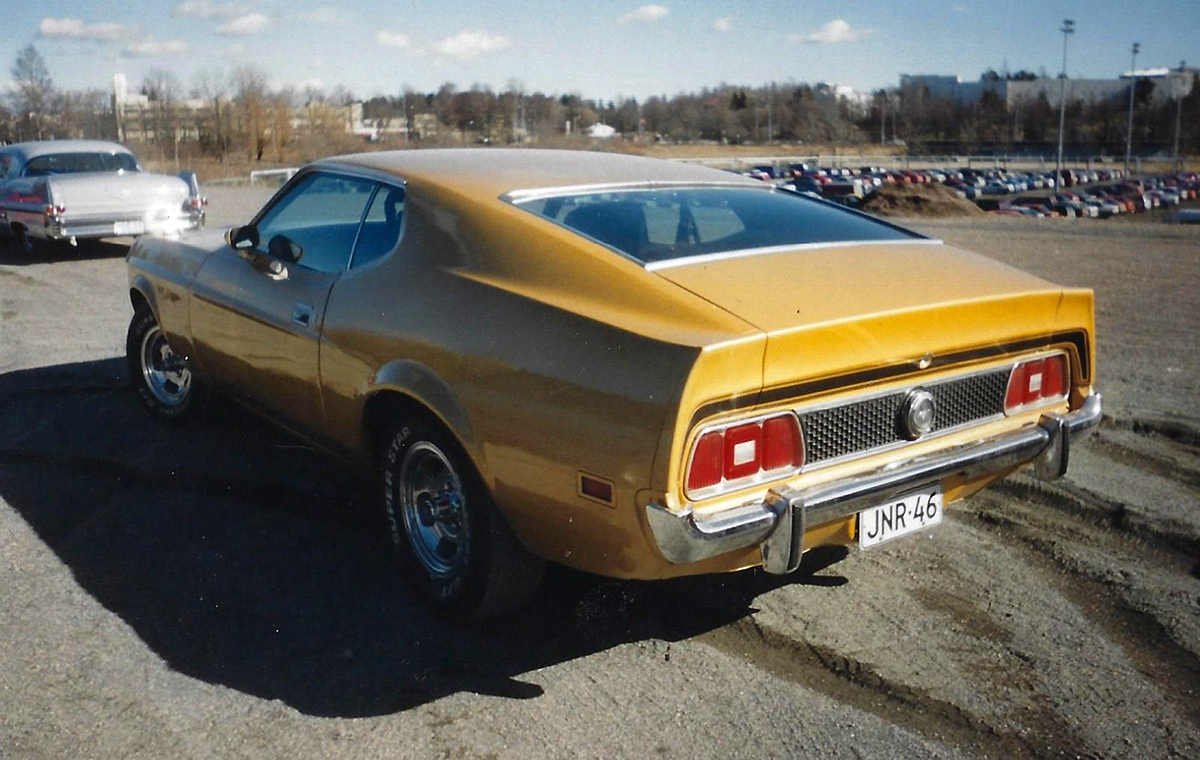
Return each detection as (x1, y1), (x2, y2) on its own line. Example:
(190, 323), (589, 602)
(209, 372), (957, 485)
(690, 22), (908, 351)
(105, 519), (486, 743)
(382, 416), (543, 620)
(126, 305), (207, 423)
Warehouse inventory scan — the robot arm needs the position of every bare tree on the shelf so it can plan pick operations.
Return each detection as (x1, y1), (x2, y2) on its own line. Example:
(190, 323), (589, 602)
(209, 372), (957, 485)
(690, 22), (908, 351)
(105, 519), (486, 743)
(10, 45), (55, 139)
(192, 68), (231, 160)
(56, 89), (112, 140)
(0, 101), (15, 143)
(231, 65), (270, 160)
(327, 85), (355, 107)
(142, 68), (183, 161)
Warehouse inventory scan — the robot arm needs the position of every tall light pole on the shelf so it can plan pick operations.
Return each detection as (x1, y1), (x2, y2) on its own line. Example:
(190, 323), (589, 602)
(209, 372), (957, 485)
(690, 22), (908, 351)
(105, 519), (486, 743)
(1124, 42), (1140, 176)
(1055, 19), (1074, 191)
(1174, 60), (1187, 170)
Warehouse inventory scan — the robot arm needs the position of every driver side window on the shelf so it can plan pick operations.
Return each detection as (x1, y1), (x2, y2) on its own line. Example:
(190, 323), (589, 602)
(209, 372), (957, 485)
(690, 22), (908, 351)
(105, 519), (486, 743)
(256, 172), (375, 273)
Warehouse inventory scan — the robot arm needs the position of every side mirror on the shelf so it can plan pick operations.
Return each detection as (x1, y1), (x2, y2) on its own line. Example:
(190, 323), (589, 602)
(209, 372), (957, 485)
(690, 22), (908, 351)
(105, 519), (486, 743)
(226, 225), (259, 250)
(267, 234), (303, 263)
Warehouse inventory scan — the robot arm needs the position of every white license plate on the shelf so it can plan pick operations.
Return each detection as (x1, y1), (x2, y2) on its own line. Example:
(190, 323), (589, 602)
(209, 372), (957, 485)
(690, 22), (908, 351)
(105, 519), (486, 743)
(858, 485), (944, 549)
(113, 221), (145, 235)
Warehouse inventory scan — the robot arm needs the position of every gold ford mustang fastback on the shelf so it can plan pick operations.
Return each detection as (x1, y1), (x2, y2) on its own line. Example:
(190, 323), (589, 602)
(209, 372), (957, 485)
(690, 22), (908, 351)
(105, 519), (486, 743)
(126, 149), (1101, 618)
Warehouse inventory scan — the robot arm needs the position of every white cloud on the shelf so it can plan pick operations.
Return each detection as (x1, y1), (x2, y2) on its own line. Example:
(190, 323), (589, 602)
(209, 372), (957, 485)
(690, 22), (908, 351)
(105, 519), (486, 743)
(300, 6), (348, 24)
(173, 1), (243, 19)
(122, 39), (189, 57)
(712, 17), (731, 32)
(376, 31), (411, 48)
(428, 31), (511, 59)
(216, 12), (268, 35)
(38, 18), (140, 42)
(790, 19), (875, 44)
(618, 5), (669, 24)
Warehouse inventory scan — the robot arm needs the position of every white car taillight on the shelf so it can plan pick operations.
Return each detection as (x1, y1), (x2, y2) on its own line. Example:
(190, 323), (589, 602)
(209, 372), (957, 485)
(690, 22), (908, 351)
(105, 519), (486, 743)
(686, 413), (804, 498)
(1005, 354), (1068, 414)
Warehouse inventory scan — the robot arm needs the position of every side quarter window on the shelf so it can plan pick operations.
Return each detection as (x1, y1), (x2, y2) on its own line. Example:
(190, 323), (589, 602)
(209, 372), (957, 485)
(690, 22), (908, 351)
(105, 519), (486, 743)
(351, 185), (405, 268)
(255, 172), (376, 273)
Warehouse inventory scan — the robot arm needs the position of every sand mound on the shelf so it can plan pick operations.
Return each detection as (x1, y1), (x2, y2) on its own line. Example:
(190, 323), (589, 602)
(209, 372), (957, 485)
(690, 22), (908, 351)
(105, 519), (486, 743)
(861, 183), (985, 218)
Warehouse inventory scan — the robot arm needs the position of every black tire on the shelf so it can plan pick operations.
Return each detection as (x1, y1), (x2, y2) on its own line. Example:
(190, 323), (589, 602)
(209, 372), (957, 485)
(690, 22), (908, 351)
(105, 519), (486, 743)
(16, 227), (46, 259)
(126, 305), (207, 424)
(382, 416), (544, 620)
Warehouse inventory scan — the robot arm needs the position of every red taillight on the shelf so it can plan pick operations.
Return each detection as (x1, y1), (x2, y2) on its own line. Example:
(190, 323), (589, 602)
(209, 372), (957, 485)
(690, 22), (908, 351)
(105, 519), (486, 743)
(1005, 355), (1069, 414)
(762, 415), (803, 470)
(686, 414), (804, 497)
(1041, 355), (1066, 398)
(687, 430), (724, 492)
(723, 423), (762, 480)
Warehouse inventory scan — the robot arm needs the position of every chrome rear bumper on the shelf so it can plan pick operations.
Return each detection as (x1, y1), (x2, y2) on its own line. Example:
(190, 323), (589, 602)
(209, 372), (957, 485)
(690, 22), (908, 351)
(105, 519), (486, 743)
(646, 393), (1102, 574)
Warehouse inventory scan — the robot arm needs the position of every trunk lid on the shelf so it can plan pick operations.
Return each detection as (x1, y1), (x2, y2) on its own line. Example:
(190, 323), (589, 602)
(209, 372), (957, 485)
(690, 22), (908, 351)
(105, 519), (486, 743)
(48, 171), (189, 219)
(653, 241), (1067, 390)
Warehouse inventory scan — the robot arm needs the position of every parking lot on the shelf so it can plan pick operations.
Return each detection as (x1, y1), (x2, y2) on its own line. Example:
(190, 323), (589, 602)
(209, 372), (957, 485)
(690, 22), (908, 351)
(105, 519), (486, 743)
(2, 188), (1199, 759)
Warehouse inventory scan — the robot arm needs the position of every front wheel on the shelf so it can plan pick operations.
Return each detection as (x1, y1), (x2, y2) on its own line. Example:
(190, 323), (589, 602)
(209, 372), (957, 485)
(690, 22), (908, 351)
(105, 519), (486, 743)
(126, 305), (207, 424)
(382, 417), (543, 620)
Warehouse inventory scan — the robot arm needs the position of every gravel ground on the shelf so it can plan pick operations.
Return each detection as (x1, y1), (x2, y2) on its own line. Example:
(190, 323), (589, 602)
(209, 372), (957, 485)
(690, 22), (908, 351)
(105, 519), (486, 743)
(1, 191), (1198, 760)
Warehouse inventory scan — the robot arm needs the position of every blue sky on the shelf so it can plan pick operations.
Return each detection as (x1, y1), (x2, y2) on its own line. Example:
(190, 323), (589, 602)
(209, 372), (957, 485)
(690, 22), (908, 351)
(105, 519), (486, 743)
(3, 1), (1198, 102)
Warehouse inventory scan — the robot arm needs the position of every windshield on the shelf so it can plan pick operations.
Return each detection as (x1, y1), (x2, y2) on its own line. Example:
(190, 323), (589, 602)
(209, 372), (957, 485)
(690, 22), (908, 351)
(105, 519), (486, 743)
(515, 186), (921, 264)
(23, 152), (139, 176)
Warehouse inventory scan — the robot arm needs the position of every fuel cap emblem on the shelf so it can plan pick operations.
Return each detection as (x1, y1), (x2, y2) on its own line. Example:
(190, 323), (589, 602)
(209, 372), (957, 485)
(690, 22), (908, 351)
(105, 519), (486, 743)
(899, 389), (936, 440)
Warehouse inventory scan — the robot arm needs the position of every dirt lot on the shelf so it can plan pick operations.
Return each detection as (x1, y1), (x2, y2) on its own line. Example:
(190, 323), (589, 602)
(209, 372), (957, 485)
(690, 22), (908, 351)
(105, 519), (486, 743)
(1, 190), (1198, 760)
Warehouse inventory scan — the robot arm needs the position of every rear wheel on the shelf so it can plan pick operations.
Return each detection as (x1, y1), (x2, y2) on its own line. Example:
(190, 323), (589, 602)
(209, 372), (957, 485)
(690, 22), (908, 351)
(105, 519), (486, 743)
(126, 305), (207, 424)
(382, 416), (543, 620)
(16, 227), (45, 258)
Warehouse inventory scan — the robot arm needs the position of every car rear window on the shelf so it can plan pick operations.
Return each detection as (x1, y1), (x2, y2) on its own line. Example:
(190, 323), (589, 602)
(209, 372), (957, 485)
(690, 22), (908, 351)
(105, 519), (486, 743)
(23, 152), (139, 176)
(515, 186), (921, 264)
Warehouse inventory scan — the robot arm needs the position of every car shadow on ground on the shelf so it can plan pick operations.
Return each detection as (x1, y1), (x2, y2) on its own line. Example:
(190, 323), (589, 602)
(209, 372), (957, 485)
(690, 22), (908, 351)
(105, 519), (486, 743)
(0, 358), (850, 718)
(0, 236), (129, 266)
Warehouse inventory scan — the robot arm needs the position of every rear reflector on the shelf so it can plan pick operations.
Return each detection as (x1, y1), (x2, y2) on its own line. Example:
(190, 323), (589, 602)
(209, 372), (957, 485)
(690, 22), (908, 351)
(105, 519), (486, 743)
(1005, 354), (1068, 414)
(579, 474), (614, 505)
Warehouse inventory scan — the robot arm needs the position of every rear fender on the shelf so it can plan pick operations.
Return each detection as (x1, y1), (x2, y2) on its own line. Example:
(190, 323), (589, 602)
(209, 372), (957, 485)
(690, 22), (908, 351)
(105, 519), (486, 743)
(370, 359), (480, 467)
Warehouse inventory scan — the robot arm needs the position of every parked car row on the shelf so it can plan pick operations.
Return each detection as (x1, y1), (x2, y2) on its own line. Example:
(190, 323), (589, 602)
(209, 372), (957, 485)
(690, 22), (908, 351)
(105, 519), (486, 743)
(739, 162), (1198, 222)
(988, 173), (1200, 219)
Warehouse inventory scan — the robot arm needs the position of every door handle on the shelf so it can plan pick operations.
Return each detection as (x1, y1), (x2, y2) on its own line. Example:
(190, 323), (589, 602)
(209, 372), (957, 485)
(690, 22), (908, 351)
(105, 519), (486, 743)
(292, 303), (315, 328)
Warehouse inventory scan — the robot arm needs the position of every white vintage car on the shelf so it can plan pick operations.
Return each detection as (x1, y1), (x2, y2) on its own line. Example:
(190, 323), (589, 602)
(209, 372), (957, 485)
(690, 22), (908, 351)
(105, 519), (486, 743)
(0, 140), (205, 256)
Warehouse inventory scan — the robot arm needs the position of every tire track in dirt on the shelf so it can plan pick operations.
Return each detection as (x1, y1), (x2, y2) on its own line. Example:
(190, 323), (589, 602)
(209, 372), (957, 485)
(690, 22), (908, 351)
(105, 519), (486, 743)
(960, 498), (1200, 730)
(991, 476), (1200, 561)
(1089, 431), (1200, 490)
(698, 616), (1089, 760)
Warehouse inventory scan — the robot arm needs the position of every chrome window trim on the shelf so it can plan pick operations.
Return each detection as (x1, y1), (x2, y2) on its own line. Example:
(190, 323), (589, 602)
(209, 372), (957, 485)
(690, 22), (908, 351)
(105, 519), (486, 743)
(247, 164), (408, 274)
(645, 237), (944, 271)
(501, 180), (754, 205)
